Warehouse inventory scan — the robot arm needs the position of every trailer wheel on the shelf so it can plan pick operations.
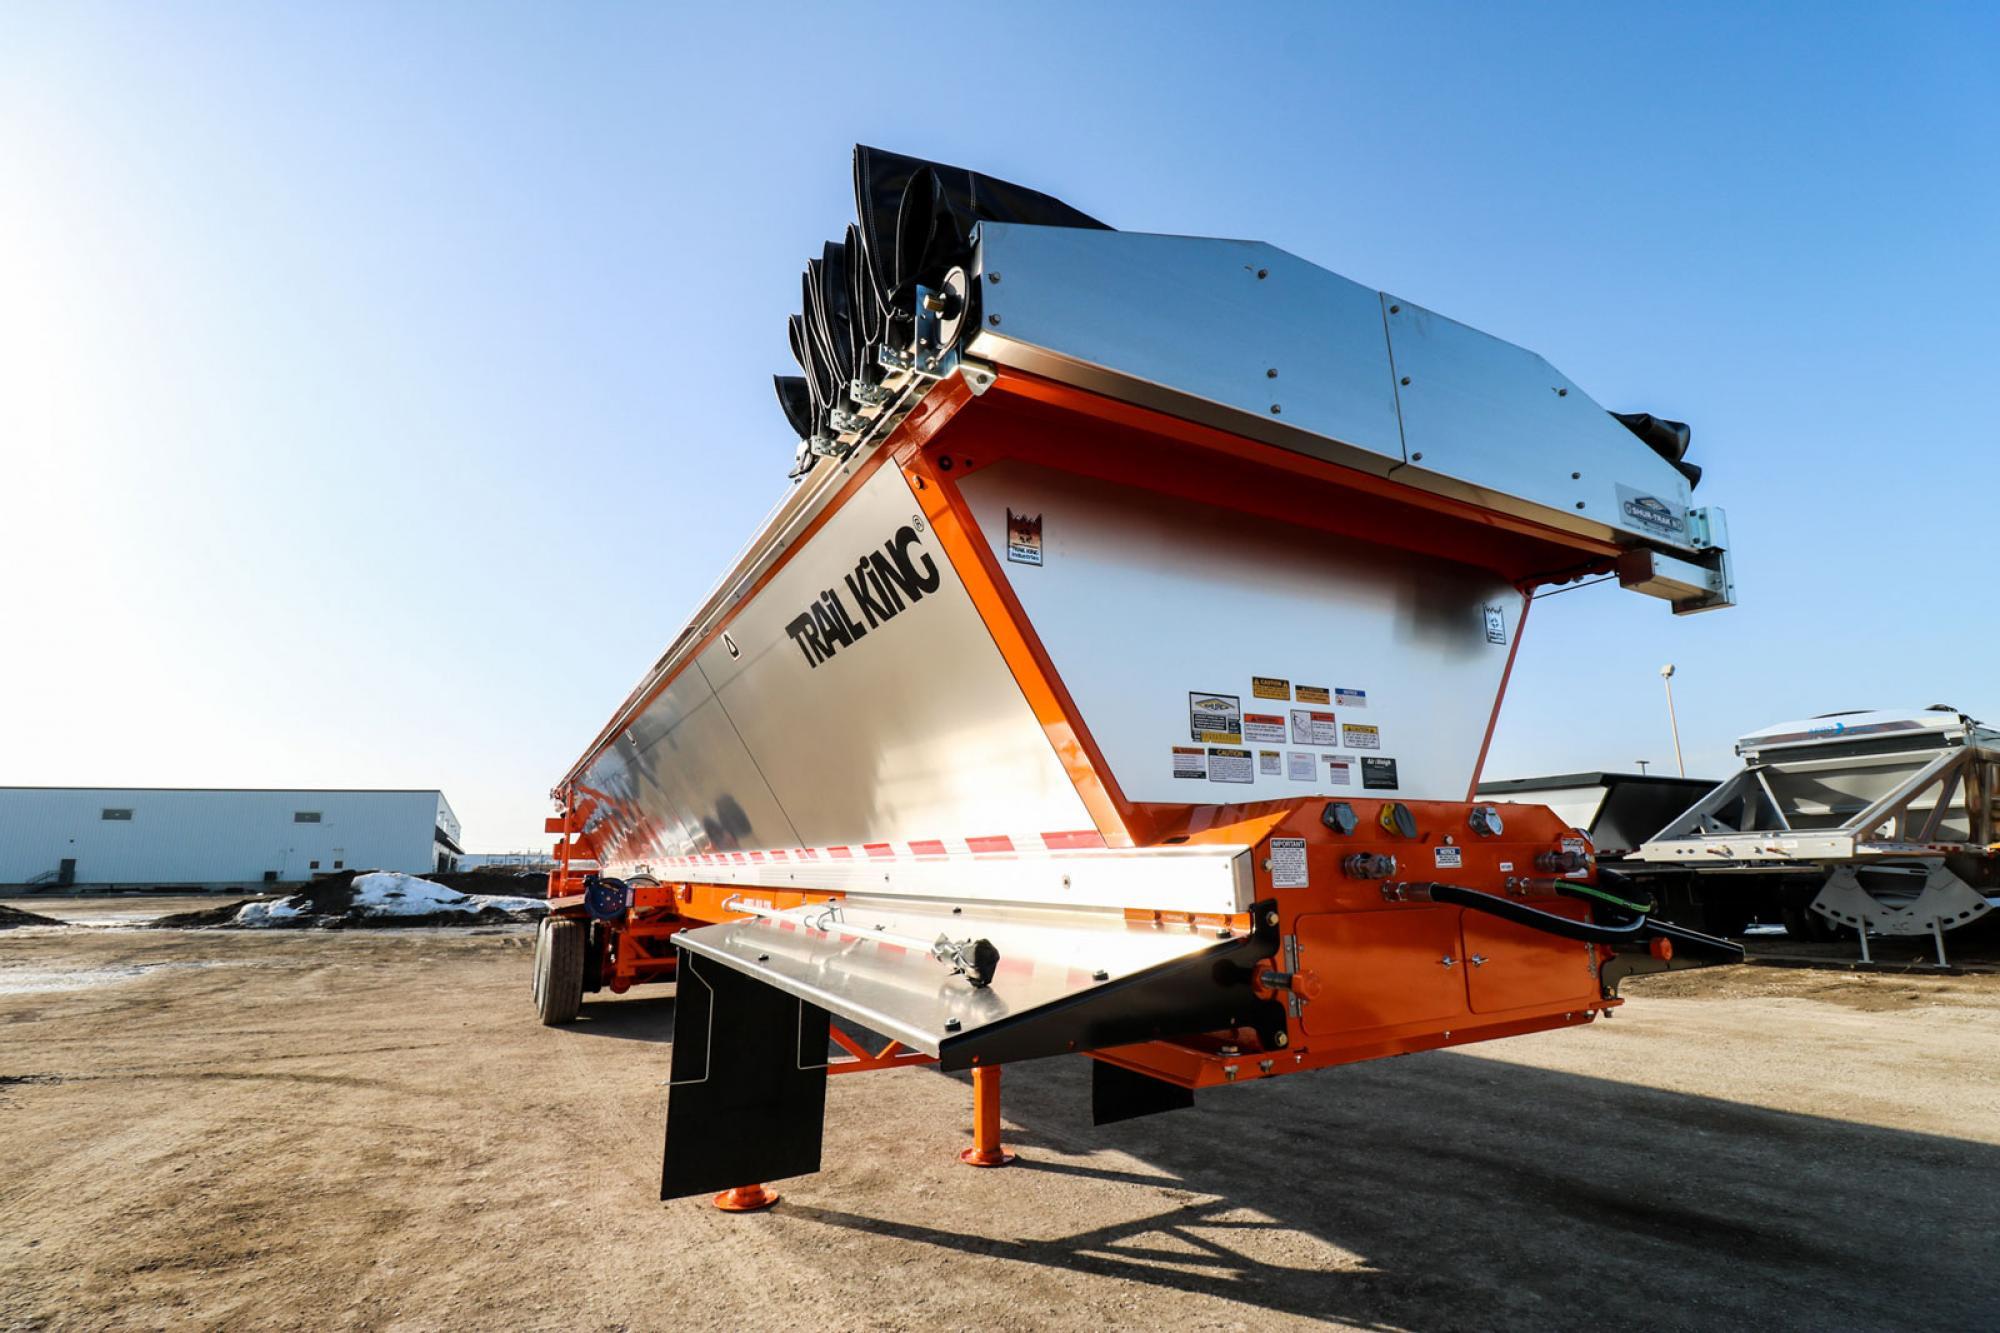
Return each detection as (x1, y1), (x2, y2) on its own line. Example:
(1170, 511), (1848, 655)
(534, 918), (586, 1025)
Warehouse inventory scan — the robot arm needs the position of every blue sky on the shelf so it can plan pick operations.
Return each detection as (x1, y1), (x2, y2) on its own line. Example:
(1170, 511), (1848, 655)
(2, 3), (1993, 850)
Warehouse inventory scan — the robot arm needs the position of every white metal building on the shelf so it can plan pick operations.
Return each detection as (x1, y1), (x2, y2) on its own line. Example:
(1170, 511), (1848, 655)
(0, 788), (462, 889)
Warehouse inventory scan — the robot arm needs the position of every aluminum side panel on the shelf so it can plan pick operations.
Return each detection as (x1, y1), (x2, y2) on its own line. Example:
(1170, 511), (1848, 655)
(973, 223), (1405, 467)
(959, 461), (1519, 804)
(1382, 297), (1697, 544)
(604, 466), (1095, 859)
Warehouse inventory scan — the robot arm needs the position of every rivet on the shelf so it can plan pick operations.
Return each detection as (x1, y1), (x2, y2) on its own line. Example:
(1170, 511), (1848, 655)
(1270, 404), (1282, 414)
(1256, 268), (1269, 279)
(1558, 388), (1568, 397)
(1571, 471), (1581, 480)
(1400, 376), (1411, 386)
(757, 954), (769, 962)
(987, 272), (1001, 283)
(1092, 969), (1109, 981)
(1411, 452), (1424, 462)
(945, 1017), (961, 1031)
(987, 314), (1001, 326)
(1266, 368), (1278, 378)
(1389, 304), (1401, 314)
(1575, 501), (1586, 509)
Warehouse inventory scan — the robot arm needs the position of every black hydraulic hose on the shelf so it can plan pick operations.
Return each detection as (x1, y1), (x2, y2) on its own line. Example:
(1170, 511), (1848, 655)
(1413, 882), (1654, 945)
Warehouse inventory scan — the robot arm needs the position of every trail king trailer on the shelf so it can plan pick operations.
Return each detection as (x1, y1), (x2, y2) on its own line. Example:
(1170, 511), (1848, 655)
(534, 147), (1744, 1210)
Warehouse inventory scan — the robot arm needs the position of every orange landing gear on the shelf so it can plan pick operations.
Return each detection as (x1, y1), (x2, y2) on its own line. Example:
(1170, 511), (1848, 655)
(957, 1065), (1015, 1167)
(712, 1184), (780, 1211)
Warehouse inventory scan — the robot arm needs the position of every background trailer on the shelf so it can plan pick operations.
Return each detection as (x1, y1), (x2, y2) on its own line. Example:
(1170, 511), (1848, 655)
(0, 787), (462, 890)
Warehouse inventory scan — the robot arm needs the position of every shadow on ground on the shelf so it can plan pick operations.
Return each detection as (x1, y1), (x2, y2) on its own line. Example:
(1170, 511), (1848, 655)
(791, 1052), (1999, 1330)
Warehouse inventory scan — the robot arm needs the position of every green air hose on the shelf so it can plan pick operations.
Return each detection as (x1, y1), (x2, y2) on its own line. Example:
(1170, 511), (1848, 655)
(1558, 881), (1656, 915)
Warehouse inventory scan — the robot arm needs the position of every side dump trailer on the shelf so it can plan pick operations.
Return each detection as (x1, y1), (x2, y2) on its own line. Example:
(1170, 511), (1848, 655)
(535, 147), (1744, 1208)
(1636, 707), (2000, 963)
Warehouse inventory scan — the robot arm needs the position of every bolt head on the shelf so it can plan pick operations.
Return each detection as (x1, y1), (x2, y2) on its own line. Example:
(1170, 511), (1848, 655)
(987, 313), (1001, 326)
(1274, 1031), (1289, 1047)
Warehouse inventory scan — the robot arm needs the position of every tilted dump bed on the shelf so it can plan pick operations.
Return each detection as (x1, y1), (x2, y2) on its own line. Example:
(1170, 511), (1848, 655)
(538, 148), (1742, 1202)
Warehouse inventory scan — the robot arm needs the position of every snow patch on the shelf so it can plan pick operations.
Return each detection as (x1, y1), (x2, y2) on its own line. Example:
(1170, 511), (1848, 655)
(231, 872), (547, 927)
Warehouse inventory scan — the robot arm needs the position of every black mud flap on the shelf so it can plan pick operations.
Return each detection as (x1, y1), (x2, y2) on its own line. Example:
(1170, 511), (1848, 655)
(1092, 1058), (1195, 1127)
(660, 948), (830, 1200)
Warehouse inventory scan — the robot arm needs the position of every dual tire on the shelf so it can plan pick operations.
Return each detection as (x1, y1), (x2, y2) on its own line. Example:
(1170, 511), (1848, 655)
(532, 917), (586, 1025)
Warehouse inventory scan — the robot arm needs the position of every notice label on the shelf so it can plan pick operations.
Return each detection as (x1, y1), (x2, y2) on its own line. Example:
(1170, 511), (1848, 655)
(1189, 692), (1243, 744)
(1362, 756), (1400, 790)
(1342, 723), (1381, 750)
(1171, 746), (1206, 779)
(1296, 685), (1331, 705)
(1252, 676), (1292, 701)
(1270, 837), (1309, 888)
(1562, 835), (1591, 878)
(1291, 709), (1338, 746)
(1258, 750), (1282, 776)
(1243, 712), (1287, 744)
(1006, 509), (1043, 565)
(1483, 604), (1508, 645)
(1335, 687), (1367, 709)
(1207, 746), (1254, 784)
(1434, 845), (1463, 870)
(1324, 756), (1352, 785)
(1287, 751), (1317, 782)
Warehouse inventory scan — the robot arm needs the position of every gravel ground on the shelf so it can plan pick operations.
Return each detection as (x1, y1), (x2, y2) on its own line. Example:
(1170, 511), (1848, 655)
(2, 921), (1996, 1331)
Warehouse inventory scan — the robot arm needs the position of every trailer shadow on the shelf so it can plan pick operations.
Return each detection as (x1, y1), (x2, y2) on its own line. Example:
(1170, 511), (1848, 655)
(569, 994), (678, 1044)
(790, 1051), (2000, 1330)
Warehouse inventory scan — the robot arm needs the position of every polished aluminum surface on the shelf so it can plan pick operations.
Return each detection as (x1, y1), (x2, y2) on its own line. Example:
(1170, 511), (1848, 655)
(966, 222), (1732, 593)
(673, 896), (1235, 1056)
(640, 843), (1251, 915)
(577, 465), (1096, 866)
(958, 460), (1520, 803)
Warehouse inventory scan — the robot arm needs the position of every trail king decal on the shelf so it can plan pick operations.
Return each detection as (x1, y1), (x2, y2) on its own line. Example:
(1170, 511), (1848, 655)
(785, 523), (941, 668)
(1005, 509), (1044, 565)
(1483, 604), (1508, 646)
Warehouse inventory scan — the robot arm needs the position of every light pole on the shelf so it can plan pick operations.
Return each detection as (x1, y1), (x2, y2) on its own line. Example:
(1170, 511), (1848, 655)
(1635, 759), (1650, 775)
(1660, 664), (1685, 778)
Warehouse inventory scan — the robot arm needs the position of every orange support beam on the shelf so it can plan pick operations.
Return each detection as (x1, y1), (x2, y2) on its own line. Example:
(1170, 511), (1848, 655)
(958, 1065), (1015, 1168)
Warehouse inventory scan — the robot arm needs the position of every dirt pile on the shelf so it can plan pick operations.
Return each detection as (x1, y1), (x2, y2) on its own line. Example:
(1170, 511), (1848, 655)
(0, 904), (67, 929)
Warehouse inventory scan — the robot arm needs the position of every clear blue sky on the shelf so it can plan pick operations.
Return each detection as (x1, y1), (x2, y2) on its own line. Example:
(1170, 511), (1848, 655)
(3, 3), (1993, 850)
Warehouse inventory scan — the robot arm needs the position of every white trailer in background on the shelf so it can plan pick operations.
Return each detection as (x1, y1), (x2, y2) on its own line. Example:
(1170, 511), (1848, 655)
(1636, 708), (2000, 963)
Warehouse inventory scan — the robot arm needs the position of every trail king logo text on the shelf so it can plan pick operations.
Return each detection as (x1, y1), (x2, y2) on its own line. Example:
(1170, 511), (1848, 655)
(784, 525), (940, 668)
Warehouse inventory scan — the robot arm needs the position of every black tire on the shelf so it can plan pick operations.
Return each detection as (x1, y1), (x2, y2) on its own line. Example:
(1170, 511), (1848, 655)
(534, 917), (586, 1025)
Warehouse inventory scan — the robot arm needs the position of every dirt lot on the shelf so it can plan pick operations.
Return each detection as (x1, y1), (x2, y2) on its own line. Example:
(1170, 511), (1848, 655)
(3, 907), (1997, 1332)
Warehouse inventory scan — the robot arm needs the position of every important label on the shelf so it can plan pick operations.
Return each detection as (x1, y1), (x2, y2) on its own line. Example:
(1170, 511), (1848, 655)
(1270, 837), (1309, 888)
(1206, 747), (1254, 784)
(1362, 756), (1400, 790)
(1258, 750), (1282, 776)
(1006, 509), (1043, 565)
(1243, 712), (1287, 744)
(1324, 756), (1352, 785)
(1341, 723), (1381, 750)
(1335, 687), (1367, 709)
(1189, 692), (1243, 744)
(1287, 751), (1316, 782)
(1252, 676), (1292, 701)
(1291, 710), (1338, 746)
(1171, 746), (1206, 779)
(1296, 685), (1331, 705)
(1434, 845), (1463, 869)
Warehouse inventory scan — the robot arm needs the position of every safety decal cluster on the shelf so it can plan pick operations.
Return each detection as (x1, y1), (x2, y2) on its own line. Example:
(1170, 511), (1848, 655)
(1175, 673), (1399, 791)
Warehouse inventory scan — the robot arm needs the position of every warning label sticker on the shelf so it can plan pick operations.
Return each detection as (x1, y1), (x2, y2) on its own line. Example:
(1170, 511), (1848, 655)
(1324, 756), (1352, 785)
(1252, 676), (1291, 701)
(1291, 710), (1338, 746)
(1296, 685), (1331, 705)
(1172, 746), (1206, 779)
(1335, 687), (1367, 709)
(1243, 712), (1287, 744)
(1434, 845), (1463, 869)
(1189, 692), (1243, 745)
(1362, 756), (1400, 790)
(1207, 747), (1254, 784)
(1270, 837), (1309, 888)
(1287, 751), (1316, 782)
(1258, 750), (1281, 776)
(1341, 723), (1381, 750)
(1006, 509), (1043, 566)
(1563, 835), (1590, 878)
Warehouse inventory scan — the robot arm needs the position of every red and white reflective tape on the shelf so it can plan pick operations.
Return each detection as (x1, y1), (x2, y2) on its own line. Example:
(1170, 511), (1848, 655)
(650, 828), (1106, 869)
